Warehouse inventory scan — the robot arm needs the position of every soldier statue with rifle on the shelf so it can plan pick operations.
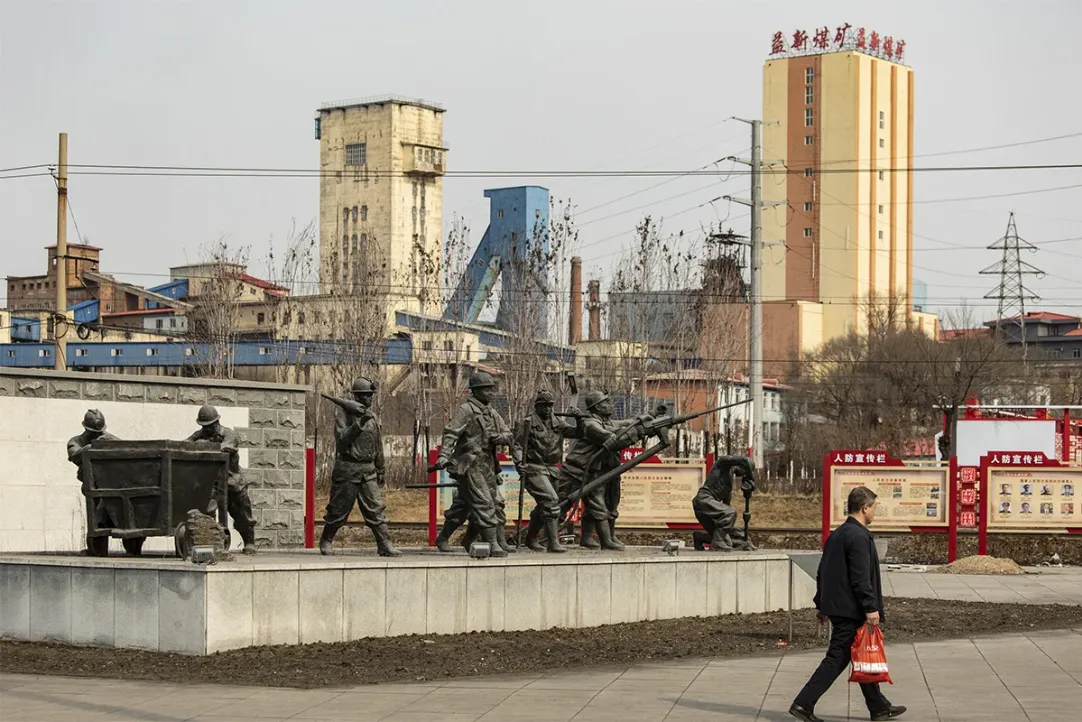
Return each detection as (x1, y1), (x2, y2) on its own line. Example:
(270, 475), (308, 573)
(557, 396), (753, 551)
(431, 371), (521, 557)
(557, 390), (657, 550)
(692, 455), (757, 551)
(516, 389), (585, 553)
(319, 378), (401, 557)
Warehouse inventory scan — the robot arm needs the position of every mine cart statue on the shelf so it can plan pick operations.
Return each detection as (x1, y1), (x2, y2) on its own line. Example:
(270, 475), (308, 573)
(78, 431), (230, 557)
(692, 455), (757, 551)
(319, 378), (401, 557)
(430, 371), (522, 557)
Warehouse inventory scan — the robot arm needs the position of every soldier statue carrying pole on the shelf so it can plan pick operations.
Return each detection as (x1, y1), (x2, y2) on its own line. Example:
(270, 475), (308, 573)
(319, 377), (401, 557)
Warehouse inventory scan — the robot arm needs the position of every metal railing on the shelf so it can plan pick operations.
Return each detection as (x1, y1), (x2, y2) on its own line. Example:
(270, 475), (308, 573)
(320, 94), (445, 112)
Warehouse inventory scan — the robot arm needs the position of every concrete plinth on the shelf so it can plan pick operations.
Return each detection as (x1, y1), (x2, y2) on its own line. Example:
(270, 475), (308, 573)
(0, 548), (817, 655)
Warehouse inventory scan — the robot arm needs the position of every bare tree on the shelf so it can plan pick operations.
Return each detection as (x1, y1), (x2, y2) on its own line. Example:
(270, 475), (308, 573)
(188, 238), (250, 379)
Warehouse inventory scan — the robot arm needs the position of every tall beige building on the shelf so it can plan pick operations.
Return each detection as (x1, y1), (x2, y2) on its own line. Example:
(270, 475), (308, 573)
(315, 96), (446, 316)
(760, 27), (936, 370)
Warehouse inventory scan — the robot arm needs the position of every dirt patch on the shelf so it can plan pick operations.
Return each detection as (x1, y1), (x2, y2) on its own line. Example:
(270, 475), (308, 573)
(937, 555), (1026, 575)
(3, 598), (1080, 689)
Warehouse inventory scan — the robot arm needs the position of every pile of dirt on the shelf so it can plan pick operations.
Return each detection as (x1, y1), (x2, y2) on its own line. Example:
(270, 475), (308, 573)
(3, 598), (1080, 689)
(937, 555), (1025, 575)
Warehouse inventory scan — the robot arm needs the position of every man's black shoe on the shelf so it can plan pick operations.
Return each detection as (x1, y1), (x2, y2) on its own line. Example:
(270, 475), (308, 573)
(871, 705), (907, 721)
(789, 702), (824, 722)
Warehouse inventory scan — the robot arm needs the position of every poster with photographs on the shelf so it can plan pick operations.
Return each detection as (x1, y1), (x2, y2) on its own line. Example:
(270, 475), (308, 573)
(987, 469), (1082, 529)
(831, 466), (949, 528)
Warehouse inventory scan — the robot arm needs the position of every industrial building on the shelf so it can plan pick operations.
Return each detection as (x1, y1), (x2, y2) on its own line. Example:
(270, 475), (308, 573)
(760, 26), (938, 374)
(315, 95), (446, 317)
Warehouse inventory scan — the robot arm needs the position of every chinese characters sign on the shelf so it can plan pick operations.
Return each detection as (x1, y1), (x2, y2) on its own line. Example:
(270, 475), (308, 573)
(770, 25), (906, 63)
(830, 466), (949, 529)
(985, 468), (1081, 529)
(436, 461), (705, 529)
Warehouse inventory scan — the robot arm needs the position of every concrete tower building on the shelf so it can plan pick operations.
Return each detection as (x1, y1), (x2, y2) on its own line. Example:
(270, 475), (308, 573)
(315, 96), (446, 316)
(760, 26), (937, 368)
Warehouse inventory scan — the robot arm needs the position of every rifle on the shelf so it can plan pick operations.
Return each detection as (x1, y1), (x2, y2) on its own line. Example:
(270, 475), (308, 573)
(559, 398), (751, 512)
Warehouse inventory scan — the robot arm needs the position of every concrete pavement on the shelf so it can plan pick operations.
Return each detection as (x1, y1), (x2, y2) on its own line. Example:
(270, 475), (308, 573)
(3, 630), (1082, 721)
(882, 566), (1082, 605)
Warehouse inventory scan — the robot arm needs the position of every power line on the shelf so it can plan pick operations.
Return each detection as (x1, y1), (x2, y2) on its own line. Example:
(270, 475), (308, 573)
(0, 161), (1073, 179)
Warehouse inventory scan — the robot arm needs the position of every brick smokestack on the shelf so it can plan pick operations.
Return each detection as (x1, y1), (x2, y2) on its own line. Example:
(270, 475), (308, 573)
(587, 279), (601, 341)
(569, 256), (583, 345)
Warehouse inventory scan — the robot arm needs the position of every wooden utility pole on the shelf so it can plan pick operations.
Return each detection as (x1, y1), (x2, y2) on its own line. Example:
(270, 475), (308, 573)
(54, 132), (69, 370)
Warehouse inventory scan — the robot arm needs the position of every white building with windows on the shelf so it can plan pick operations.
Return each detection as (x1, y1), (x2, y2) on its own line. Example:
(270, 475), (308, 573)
(717, 376), (790, 451)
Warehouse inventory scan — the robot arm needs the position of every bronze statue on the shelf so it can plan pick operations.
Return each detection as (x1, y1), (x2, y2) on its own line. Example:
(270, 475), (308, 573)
(320, 378), (400, 557)
(692, 456), (757, 551)
(517, 390), (583, 553)
(431, 371), (520, 557)
(557, 391), (651, 550)
(68, 409), (120, 530)
(187, 404), (258, 554)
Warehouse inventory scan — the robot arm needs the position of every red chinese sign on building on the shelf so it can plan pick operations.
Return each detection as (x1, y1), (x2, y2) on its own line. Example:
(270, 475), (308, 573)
(770, 24), (905, 63)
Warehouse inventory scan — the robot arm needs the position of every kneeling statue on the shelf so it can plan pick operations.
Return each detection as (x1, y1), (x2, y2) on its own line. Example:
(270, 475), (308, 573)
(692, 456), (756, 551)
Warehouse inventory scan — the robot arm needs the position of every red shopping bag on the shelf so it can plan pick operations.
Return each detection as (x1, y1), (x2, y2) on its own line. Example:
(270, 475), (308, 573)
(849, 624), (893, 684)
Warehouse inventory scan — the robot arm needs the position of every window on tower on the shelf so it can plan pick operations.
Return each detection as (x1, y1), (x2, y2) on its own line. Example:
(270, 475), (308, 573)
(345, 143), (367, 166)
(879, 138), (884, 148)
(878, 204), (884, 214)
(804, 135), (813, 145)
(879, 111), (885, 129)
(878, 230), (884, 240)
(878, 170), (885, 181)
(361, 205), (368, 221)
(352, 206), (358, 223)
(805, 67), (814, 83)
(805, 86), (813, 104)
(805, 108), (813, 127)
(803, 228), (813, 238)
(804, 168), (813, 177)
(804, 202), (813, 212)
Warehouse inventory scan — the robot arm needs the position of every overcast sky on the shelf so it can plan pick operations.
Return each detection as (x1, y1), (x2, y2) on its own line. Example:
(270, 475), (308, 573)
(2, 0), (1080, 325)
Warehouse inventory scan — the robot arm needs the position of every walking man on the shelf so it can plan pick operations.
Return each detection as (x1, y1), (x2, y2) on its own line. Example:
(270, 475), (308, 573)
(187, 404), (258, 554)
(432, 371), (520, 557)
(320, 378), (400, 557)
(790, 486), (906, 722)
(518, 390), (583, 553)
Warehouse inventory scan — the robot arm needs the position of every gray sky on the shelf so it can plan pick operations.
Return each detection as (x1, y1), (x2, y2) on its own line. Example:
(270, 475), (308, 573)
(2, 0), (1080, 325)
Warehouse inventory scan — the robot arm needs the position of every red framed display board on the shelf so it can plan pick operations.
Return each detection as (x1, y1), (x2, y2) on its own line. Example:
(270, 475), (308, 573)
(978, 451), (1082, 554)
(426, 447), (711, 544)
(822, 450), (951, 547)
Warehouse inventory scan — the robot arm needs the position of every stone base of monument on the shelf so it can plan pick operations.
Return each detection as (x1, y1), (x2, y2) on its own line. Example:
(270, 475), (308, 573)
(0, 548), (817, 656)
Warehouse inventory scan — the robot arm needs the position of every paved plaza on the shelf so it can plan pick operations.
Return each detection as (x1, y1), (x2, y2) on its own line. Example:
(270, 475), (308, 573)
(3, 568), (1081, 721)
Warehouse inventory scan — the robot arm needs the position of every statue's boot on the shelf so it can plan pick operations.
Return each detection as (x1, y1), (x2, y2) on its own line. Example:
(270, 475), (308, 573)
(373, 523), (402, 557)
(595, 517), (625, 551)
(579, 517), (600, 549)
(435, 519), (461, 553)
(460, 524), (479, 552)
(482, 526), (508, 558)
(732, 528), (757, 551)
(692, 531), (710, 551)
(545, 518), (567, 553)
(496, 525), (516, 553)
(711, 527), (734, 551)
(608, 518), (625, 548)
(524, 515), (546, 552)
(319, 525), (336, 556)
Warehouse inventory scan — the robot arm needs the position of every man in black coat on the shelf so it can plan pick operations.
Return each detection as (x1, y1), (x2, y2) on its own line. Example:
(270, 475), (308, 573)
(790, 486), (906, 722)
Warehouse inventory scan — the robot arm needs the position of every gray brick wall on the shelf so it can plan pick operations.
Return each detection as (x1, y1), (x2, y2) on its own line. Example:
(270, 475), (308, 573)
(0, 368), (311, 550)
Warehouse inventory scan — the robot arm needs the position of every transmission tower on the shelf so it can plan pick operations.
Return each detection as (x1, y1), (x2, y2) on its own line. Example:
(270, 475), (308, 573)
(979, 212), (1043, 358)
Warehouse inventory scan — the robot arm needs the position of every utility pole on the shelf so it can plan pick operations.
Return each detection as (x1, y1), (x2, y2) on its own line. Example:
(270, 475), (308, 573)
(54, 132), (68, 371)
(724, 119), (781, 472)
